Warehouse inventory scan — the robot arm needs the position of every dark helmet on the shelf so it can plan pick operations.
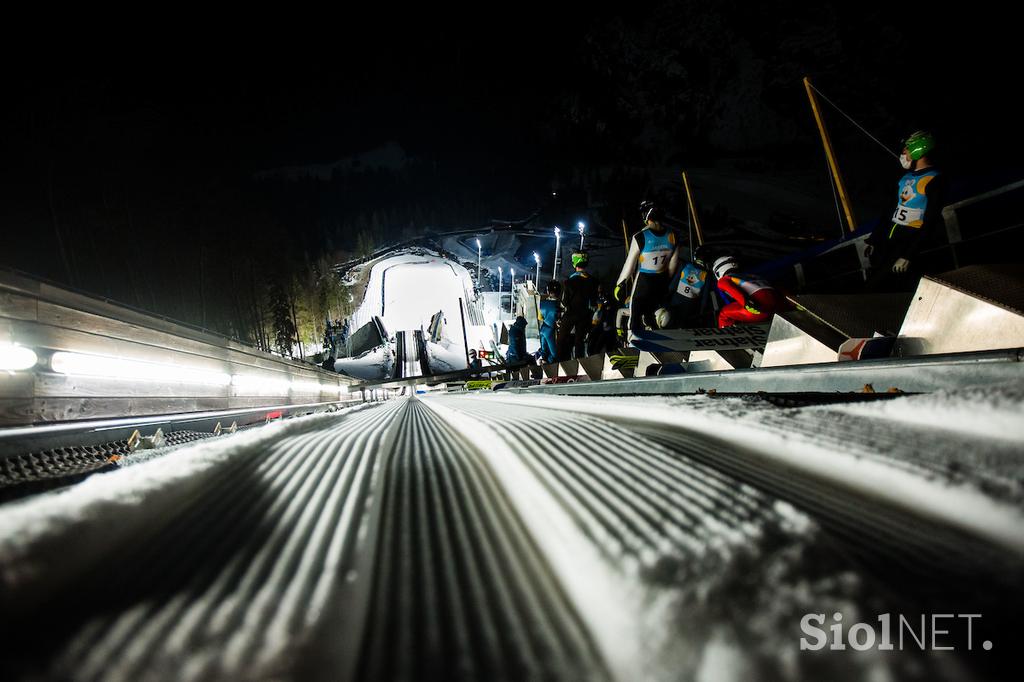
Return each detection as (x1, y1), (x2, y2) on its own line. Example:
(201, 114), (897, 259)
(639, 200), (662, 224)
(546, 280), (562, 295)
(692, 244), (714, 269)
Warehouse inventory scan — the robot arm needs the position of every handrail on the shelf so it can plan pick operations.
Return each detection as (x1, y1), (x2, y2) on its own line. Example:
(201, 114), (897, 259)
(943, 179), (1024, 212)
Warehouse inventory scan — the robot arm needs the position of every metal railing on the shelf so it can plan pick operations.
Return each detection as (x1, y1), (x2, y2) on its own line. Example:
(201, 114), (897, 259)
(1, 271), (359, 427)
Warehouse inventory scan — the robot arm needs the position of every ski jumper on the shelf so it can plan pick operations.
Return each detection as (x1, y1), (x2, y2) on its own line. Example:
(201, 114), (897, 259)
(537, 297), (560, 363)
(716, 272), (782, 328)
(558, 270), (599, 359)
(672, 261), (709, 326)
(616, 227), (681, 331)
(866, 167), (946, 291)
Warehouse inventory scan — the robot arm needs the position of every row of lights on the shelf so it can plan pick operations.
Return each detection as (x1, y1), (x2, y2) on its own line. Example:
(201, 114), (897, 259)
(489, 222), (585, 315)
(1, 343), (347, 395)
(477, 222), (587, 291)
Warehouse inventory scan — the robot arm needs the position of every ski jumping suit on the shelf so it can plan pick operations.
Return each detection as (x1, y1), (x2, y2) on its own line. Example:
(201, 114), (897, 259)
(672, 261), (709, 327)
(537, 297), (560, 363)
(616, 227), (681, 332)
(716, 272), (783, 328)
(866, 167), (946, 291)
(558, 270), (599, 359)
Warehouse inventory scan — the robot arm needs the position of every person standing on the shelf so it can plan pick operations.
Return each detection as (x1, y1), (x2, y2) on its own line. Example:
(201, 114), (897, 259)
(504, 315), (529, 366)
(558, 252), (600, 359)
(587, 282), (619, 355)
(537, 280), (562, 364)
(865, 131), (947, 291)
(614, 200), (681, 331)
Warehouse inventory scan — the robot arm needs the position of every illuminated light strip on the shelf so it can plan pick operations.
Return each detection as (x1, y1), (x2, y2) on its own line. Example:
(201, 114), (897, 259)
(231, 374), (292, 395)
(51, 351), (231, 386)
(290, 380), (323, 394)
(0, 343), (38, 371)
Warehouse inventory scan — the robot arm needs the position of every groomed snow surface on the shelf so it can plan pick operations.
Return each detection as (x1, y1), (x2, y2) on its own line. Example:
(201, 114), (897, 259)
(428, 387), (1024, 682)
(2, 382), (1020, 680)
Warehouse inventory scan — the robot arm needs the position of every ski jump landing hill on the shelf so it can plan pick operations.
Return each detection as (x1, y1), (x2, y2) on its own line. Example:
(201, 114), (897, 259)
(334, 248), (497, 381)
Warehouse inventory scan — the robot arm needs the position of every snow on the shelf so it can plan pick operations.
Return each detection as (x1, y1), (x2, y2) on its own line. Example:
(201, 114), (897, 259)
(815, 381), (1024, 443)
(425, 340), (467, 373)
(333, 345), (393, 380)
(337, 246), (518, 378)
(419, 397), (647, 680)
(380, 259), (472, 335)
(347, 249), (478, 346)
(477, 392), (1024, 555)
(0, 406), (370, 605)
(422, 393), (932, 681)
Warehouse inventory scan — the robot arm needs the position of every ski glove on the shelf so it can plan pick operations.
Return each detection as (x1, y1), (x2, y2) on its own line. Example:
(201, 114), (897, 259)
(613, 284), (625, 303)
(892, 258), (910, 274)
(744, 303), (761, 315)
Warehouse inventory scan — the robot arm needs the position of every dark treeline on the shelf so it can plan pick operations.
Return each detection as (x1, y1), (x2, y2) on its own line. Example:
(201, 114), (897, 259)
(0, 134), (551, 356)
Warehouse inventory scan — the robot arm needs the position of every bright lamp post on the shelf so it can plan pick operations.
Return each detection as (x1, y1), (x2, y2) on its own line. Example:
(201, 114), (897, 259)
(475, 238), (482, 281)
(509, 269), (515, 314)
(552, 227), (560, 280)
(533, 252), (541, 288)
(578, 221), (586, 250)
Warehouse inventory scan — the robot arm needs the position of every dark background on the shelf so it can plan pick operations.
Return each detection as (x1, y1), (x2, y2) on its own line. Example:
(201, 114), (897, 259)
(0, 4), (1014, 348)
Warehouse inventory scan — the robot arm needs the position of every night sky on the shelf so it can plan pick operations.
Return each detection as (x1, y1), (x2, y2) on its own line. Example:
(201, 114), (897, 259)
(0, 5), (1014, 337)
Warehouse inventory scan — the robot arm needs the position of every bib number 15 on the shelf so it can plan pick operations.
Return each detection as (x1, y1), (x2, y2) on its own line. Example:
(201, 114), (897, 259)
(892, 205), (923, 226)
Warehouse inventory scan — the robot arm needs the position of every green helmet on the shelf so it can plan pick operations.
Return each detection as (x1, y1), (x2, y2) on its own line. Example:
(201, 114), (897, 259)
(904, 131), (935, 160)
(571, 252), (589, 268)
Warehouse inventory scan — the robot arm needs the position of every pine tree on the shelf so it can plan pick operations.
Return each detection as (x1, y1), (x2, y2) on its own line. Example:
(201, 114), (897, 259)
(269, 281), (297, 357)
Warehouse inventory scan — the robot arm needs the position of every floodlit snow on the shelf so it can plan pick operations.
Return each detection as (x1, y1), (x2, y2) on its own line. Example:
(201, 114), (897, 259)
(382, 260), (472, 334)
(422, 394), (945, 682)
(815, 381), (1024, 443)
(426, 340), (467, 373)
(333, 345), (393, 380)
(477, 391), (1024, 555)
(350, 250), (474, 335)
(0, 408), (368, 599)
(3, 378), (1018, 681)
(339, 247), (517, 377)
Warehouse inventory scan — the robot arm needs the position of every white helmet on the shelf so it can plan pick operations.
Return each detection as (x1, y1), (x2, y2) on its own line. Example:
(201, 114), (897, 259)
(712, 256), (739, 279)
(654, 307), (673, 329)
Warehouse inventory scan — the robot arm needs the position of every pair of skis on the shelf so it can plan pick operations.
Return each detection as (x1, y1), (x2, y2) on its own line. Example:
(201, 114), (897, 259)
(628, 325), (771, 353)
(630, 325), (897, 361)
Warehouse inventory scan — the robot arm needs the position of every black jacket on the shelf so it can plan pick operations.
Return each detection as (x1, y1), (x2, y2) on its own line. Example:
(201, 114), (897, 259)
(561, 271), (599, 320)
